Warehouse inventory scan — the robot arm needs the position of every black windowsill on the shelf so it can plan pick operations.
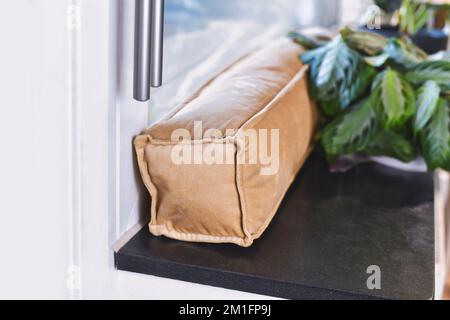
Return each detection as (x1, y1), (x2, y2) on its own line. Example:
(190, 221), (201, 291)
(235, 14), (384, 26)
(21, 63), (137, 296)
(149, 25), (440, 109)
(115, 152), (435, 300)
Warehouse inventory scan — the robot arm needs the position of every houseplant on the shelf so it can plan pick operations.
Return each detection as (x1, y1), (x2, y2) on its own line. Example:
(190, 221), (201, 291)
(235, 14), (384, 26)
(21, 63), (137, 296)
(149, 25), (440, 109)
(365, 0), (449, 53)
(289, 28), (450, 172)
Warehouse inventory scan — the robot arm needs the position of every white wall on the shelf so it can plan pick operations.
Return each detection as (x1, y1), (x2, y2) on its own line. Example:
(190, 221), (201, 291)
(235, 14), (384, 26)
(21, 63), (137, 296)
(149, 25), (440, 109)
(0, 0), (71, 299)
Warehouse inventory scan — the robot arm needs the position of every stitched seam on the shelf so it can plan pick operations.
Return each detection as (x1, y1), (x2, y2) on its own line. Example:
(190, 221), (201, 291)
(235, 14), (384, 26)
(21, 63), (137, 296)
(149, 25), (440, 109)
(234, 66), (309, 239)
(239, 65), (309, 131)
(142, 140), (249, 243)
(134, 136), (159, 224)
(235, 138), (253, 244)
(150, 224), (247, 245)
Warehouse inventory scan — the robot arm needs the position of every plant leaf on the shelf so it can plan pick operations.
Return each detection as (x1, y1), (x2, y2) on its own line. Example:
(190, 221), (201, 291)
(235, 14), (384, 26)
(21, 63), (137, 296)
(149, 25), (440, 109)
(287, 31), (328, 50)
(374, 69), (416, 129)
(420, 98), (450, 171)
(321, 97), (378, 160)
(381, 70), (405, 125)
(414, 80), (441, 134)
(340, 27), (388, 56)
(406, 60), (450, 91)
(365, 52), (390, 67)
(364, 129), (417, 163)
(384, 37), (427, 69)
(340, 64), (376, 108)
(301, 37), (375, 117)
(399, 0), (430, 35)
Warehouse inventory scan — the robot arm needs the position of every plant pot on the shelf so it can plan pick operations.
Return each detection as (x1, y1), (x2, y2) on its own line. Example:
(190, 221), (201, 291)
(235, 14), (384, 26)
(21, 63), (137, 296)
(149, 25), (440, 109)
(410, 29), (449, 54)
(361, 25), (449, 54)
(374, 0), (403, 14)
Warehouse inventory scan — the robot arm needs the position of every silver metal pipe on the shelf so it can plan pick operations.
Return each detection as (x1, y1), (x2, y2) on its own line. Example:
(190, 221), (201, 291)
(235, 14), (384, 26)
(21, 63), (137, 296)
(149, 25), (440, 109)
(150, 0), (165, 88)
(134, 0), (152, 102)
(134, 0), (165, 101)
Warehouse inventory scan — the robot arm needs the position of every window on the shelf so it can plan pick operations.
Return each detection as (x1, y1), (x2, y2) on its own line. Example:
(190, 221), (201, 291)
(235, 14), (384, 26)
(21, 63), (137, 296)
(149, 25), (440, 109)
(150, 0), (302, 123)
(150, 0), (372, 123)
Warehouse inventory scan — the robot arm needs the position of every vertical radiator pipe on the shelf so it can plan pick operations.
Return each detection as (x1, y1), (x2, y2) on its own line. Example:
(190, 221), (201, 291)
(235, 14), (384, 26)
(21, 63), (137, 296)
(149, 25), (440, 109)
(133, 0), (165, 102)
(134, 0), (152, 102)
(150, 0), (165, 88)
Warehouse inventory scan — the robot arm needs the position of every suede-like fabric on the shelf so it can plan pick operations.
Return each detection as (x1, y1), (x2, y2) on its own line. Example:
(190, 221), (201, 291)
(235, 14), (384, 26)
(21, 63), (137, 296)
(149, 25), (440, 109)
(134, 40), (318, 247)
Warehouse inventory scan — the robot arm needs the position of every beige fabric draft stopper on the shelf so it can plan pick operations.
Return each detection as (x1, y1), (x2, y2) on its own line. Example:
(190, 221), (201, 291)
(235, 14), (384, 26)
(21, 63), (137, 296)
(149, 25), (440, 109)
(135, 40), (318, 247)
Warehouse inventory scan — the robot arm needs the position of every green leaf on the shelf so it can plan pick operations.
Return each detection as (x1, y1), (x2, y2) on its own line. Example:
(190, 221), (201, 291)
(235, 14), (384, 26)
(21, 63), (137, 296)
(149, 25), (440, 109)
(420, 98), (450, 171)
(365, 52), (390, 67)
(340, 64), (376, 109)
(340, 27), (388, 56)
(380, 70), (406, 124)
(316, 39), (345, 88)
(287, 31), (328, 50)
(364, 129), (417, 163)
(414, 80), (441, 134)
(300, 45), (327, 65)
(406, 60), (450, 91)
(364, 36), (427, 70)
(399, 0), (430, 35)
(374, 69), (416, 129)
(384, 37), (427, 69)
(321, 97), (378, 159)
(301, 37), (375, 117)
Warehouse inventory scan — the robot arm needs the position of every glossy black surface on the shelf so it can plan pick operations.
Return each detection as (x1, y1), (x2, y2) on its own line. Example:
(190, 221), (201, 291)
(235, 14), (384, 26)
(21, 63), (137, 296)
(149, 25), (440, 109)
(116, 152), (435, 300)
